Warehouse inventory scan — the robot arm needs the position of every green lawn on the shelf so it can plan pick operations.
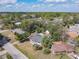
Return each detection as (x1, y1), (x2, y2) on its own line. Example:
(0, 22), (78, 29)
(7, 54), (13, 59)
(14, 43), (36, 59)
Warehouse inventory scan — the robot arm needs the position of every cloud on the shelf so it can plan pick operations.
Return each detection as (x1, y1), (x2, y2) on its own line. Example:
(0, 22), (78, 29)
(48, 4), (55, 7)
(41, 0), (67, 2)
(32, 4), (41, 8)
(74, 0), (79, 3)
(0, 0), (16, 4)
(0, 0), (79, 12)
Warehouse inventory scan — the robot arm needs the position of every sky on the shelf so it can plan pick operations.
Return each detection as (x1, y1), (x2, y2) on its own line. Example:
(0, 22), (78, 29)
(0, 0), (79, 12)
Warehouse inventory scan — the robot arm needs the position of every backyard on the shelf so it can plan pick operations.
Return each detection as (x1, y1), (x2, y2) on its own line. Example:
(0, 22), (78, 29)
(14, 41), (71, 59)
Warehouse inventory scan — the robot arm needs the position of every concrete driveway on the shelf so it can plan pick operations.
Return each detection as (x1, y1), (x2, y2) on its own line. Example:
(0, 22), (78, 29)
(3, 43), (28, 59)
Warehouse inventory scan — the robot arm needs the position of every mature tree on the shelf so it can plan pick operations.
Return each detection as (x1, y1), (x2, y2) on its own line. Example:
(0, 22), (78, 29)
(15, 32), (30, 42)
(20, 19), (32, 30)
(15, 33), (24, 41)
(52, 32), (61, 41)
(42, 36), (52, 49)
(43, 48), (51, 54)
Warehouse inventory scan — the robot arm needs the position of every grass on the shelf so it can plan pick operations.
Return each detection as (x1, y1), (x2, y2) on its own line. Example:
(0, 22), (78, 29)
(53, 54), (70, 59)
(14, 41), (52, 59)
(7, 54), (13, 59)
(75, 47), (79, 53)
(14, 41), (70, 59)
(14, 44), (36, 59)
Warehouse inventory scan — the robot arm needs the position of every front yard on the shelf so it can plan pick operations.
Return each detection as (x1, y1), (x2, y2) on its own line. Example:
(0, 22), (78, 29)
(1, 30), (16, 43)
(75, 47), (79, 53)
(14, 41), (71, 59)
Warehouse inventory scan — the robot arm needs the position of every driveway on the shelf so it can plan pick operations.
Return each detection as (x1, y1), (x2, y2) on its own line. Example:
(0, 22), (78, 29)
(0, 30), (28, 59)
(3, 43), (28, 59)
(67, 53), (79, 59)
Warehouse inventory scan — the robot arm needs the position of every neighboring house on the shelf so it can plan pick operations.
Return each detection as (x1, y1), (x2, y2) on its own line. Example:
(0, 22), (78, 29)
(44, 30), (50, 37)
(66, 32), (78, 46)
(11, 28), (25, 34)
(28, 32), (43, 45)
(51, 41), (74, 54)
(66, 24), (79, 46)
(52, 18), (63, 24)
(67, 32), (78, 39)
(68, 24), (79, 35)
(31, 14), (36, 18)
(15, 22), (21, 26)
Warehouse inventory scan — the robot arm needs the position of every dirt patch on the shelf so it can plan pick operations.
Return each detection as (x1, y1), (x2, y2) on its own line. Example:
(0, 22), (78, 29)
(15, 41), (52, 59)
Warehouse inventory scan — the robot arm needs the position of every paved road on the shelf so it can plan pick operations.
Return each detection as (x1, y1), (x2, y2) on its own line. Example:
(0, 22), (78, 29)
(3, 43), (28, 59)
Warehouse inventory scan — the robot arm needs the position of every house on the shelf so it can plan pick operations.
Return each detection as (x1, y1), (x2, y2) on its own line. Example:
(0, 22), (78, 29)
(66, 24), (79, 46)
(31, 14), (36, 18)
(28, 32), (43, 45)
(68, 24), (79, 35)
(44, 30), (50, 37)
(15, 22), (21, 26)
(66, 32), (78, 46)
(11, 28), (25, 34)
(51, 41), (74, 54)
(67, 32), (78, 39)
(52, 18), (63, 24)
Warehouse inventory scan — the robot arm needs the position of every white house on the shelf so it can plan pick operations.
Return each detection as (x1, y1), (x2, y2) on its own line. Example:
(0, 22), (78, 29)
(11, 28), (25, 34)
(15, 22), (21, 25)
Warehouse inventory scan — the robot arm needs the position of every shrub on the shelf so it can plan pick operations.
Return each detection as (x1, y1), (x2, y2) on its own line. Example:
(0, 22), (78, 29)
(43, 48), (51, 54)
(33, 44), (42, 50)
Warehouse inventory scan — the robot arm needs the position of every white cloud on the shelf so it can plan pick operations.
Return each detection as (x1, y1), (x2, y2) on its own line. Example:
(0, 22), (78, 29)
(74, 0), (79, 3)
(0, 0), (16, 4)
(41, 0), (67, 2)
(48, 4), (54, 7)
(32, 4), (41, 8)
(5, 4), (12, 7)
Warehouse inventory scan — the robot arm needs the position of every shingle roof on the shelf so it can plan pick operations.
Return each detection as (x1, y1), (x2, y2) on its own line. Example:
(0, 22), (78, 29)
(29, 32), (43, 43)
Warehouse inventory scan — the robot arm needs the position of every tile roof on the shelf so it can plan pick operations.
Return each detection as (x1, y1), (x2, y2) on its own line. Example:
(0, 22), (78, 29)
(67, 32), (78, 39)
(52, 41), (74, 53)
